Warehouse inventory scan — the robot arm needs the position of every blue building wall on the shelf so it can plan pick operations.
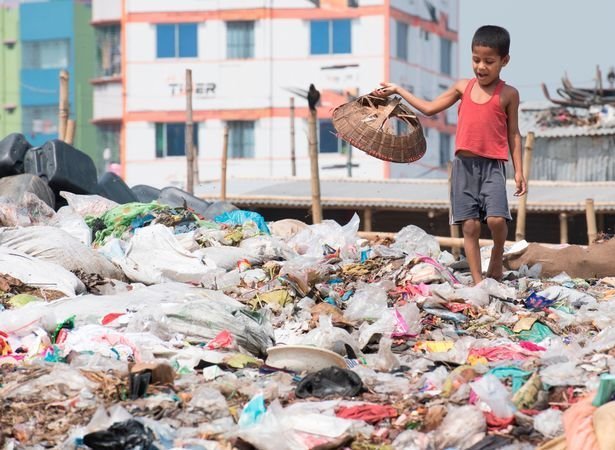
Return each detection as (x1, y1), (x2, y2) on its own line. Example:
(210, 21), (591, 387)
(20, 0), (75, 146)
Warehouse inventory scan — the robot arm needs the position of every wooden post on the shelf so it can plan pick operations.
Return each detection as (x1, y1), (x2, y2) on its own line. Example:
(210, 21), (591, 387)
(290, 97), (296, 176)
(515, 131), (535, 241)
(307, 107), (323, 223)
(346, 145), (353, 177)
(363, 208), (373, 232)
(559, 213), (569, 244)
(221, 125), (229, 201)
(586, 198), (597, 244)
(447, 162), (460, 257)
(185, 69), (195, 194)
(58, 70), (69, 141)
(64, 119), (76, 145)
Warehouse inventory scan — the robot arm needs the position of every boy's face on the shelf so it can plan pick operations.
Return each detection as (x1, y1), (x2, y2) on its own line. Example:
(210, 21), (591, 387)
(471, 45), (509, 86)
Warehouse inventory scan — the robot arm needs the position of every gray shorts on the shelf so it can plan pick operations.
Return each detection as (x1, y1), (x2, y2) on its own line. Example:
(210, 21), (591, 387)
(450, 154), (512, 225)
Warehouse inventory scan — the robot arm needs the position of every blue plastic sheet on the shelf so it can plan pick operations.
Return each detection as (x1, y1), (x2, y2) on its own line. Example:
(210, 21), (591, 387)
(214, 210), (270, 234)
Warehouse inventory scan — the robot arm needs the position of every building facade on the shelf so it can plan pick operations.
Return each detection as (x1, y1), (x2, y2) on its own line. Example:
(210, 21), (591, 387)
(0, 3), (20, 140)
(0, 1), (97, 167)
(91, 0), (458, 188)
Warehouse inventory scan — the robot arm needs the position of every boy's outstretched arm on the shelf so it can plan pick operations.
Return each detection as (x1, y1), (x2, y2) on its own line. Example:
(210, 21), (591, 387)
(373, 81), (463, 116)
(506, 88), (526, 196)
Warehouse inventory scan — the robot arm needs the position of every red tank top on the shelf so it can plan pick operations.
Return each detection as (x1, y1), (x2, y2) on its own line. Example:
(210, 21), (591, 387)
(455, 78), (509, 160)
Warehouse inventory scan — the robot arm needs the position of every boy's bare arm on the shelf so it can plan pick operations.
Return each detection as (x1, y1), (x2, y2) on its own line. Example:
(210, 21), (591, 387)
(506, 87), (526, 196)
(373, 80), (464, 116)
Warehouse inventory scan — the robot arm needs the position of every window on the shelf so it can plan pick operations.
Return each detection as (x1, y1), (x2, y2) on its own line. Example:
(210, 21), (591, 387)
(156, 23), (198, 58)
(22, 39), (69, 69)
(96, 26), (121, 77)
(228, 121), (255, 158)
(155, 123), (199, 157)
(439, 132), (451, 167)
(97, 124), (121, 164)
(396, 22), (408, 60)
(319, 119), (349, 154)
(227, 21), (254, 59)
(440, 38), (452, 75)
(310, 19), (351, 55)
(22, 105), (57, 136)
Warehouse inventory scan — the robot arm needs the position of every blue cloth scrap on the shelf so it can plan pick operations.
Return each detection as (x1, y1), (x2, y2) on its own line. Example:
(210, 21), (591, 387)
(214, 210), (270, 234)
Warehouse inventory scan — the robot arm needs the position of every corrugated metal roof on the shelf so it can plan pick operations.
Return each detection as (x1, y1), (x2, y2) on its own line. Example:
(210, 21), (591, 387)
(519, 104), (615, 138)
(197, 177), (615, 213)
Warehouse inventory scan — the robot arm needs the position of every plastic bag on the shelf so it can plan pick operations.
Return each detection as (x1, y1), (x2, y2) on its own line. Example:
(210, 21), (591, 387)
(49, 206), (92, 245)
(60, 191), (119, 217)
(0, 226), (124, 280)
(214, 210), (270, 234)
(534, 408), (564, 438)
(83, 419), (155, 450)
(195, 245), (261, 271)
(392, 225), (440, 258)
(286, 214), (360, 259)
(374, 337), (400, 371)
(344, 285), (388, 322)
(238, 393), (266, 428)
(301, 315), (361, 356)
(0, 192), (55, 227)
(116, 224), (214, 284)
(432, 405), (486, 450)
(392, 430), (432, 450)
(0, 247), (85, 298)
(470, 374), (516, 419)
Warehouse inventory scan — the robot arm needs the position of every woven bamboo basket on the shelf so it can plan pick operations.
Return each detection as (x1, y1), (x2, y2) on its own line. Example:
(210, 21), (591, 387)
(331, 94), (427, 163)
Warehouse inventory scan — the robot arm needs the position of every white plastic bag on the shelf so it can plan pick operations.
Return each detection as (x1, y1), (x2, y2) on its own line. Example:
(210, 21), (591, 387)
(469, 374), (516, 419)
(0, 247), (84, 298)
(287, 214), (360, 259)
(392, 225), (440, 258)
(49, 206), (92, 245)
(0, 226), (124, 280)
(344, 285), (388, 322)
(60, 191), (119, 217)
(117, 224), (214, 284)
(432, 405), (486, 450)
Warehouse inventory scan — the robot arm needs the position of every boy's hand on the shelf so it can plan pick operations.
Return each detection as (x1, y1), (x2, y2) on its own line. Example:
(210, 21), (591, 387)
(514, 173), (527, 196)
(372, 82), (399, 97)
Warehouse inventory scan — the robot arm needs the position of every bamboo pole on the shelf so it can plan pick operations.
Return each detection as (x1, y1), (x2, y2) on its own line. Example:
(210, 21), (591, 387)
(221, 125), (229, 201)
(515, 131), (535, 241)
(64, 119), (76, 145)
(290, 97), (296, 176)
(586, 198), (597, 244)
(559, 213), (569, 244)
(58, 70), (69, 141)
(185, 69), (195, 194)
(358, 231), (515, 249)
(447, 161), (460, 258)
(363, 208), (373, 232)
(307, 107), (322, 223)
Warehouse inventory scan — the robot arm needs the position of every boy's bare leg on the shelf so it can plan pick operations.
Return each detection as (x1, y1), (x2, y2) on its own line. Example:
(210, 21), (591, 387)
(462, 219), (482, 285)
(486, 216), (507, 280)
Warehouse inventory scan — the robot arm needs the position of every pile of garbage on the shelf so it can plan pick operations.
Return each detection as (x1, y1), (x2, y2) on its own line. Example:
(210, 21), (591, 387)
(3, 143), (615, 449)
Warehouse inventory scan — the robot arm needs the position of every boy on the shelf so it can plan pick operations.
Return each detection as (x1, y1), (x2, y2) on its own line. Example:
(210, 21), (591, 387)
(374, 25), (526, 284)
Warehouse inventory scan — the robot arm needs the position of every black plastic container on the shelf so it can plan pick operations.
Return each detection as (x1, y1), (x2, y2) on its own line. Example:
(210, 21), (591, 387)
(157, 186), (212, 217)
(131, 184), (161, 203)
(97, 172), (138, 204)
(0, 173), (55, 208)
(23, 139), (98, 195)
(0, 133), (32, 176)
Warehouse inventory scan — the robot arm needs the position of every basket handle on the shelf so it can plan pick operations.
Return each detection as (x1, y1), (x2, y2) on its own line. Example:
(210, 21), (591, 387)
(372, 98), (401, 130)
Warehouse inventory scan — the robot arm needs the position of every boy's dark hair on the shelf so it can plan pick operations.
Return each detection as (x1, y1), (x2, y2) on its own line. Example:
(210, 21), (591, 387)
(471, 25), (510, 57)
